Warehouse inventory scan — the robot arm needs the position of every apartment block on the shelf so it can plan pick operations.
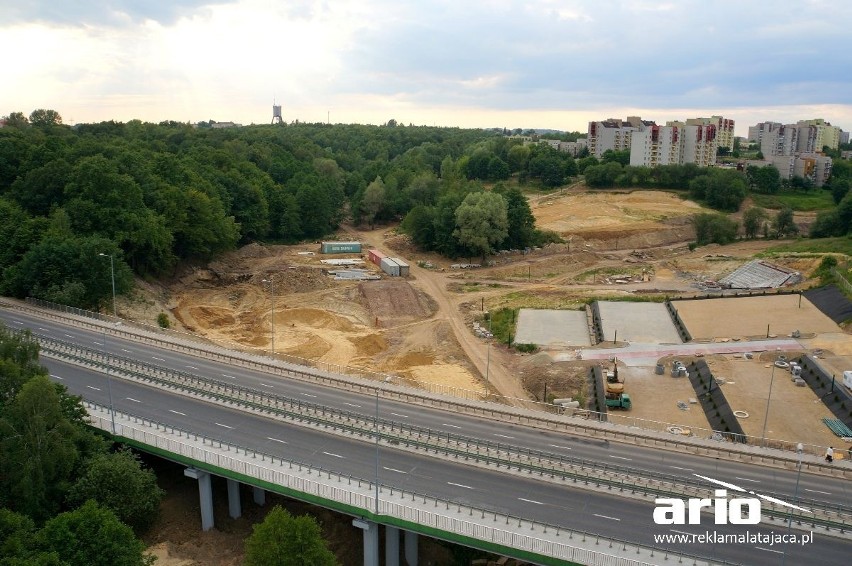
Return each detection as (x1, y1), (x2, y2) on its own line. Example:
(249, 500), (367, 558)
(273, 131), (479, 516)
(748, 122), (783, 144)
(766, 153), (833, 186)
(760, 123), (799, 157)
(629, 122), (717, 168)
(587, 116), (653, 158)
(686, 116), (734, 150)
(796, 119), (841, 152)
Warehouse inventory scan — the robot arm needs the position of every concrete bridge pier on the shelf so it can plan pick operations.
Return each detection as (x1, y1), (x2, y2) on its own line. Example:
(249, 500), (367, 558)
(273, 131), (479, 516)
(226, 479), (241, 519)
(184, 468), (214, 531)
(404, 530), (418, 566)
(252, 486), (266, 506)
(352, 519), (379, 566)
(385, 526), (400, 566)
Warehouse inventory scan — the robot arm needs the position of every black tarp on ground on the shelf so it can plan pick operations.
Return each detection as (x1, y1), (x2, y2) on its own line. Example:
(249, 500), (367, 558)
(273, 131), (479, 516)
(804, 285), (852, 324)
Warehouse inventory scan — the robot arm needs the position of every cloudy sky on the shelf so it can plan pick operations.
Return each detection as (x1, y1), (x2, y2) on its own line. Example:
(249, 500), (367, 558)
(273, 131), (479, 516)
(2, 1), (850, 135)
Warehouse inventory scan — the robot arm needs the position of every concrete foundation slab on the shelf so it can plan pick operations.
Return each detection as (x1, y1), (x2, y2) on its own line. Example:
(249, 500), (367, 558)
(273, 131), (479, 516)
(597, 301), (682, 344)
(514, 309), (591, 348)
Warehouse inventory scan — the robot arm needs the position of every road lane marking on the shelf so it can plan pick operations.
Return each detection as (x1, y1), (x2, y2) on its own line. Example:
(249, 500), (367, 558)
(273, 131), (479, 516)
(670, 466), (694, 471)
(302, 393), (317, 398)
(121, 348), (131, 353)
(152, 356), (165, 362)
(223, 374), (236, 379)
(493, 434), (514, 439)
(443, 424), (461, 429)
(448, 482), (473, 489)
(593, 514), (621, 521)
(64, 333), (74, 338)
(755, 547), (784, 555)
(11, 320), (22, 324)
(735, 477), (760, 483)
(260, 383), (273, 388)
(86, 385), (101, 391)
(344, 403), (362, 408)
(609, 455), (632, 461)
(215, 422), (232, 429)
(169, 410), (186, 416)
(518, 497), (543, 505)
(93, 341), (103, 346)
(322, 452), (344, 459)
(804, 488), (831, 495)
(51, 374), (64, 380)
(126, 397), (141, 403)
(548, 444), (571, 450)
(186, 365), (199, 370)
(38, 327), (47, 331)
(267, 437), (287, 444)
(390, 412), (409, 418)
(383, 467), (408, 474)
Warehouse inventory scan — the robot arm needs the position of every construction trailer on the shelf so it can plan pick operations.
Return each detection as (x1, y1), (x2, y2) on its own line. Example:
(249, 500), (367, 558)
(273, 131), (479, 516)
(320, 241), (362, 254)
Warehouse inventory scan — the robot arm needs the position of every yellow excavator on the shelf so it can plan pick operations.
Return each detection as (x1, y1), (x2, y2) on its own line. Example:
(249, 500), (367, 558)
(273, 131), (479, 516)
(605, 359), (631, 409)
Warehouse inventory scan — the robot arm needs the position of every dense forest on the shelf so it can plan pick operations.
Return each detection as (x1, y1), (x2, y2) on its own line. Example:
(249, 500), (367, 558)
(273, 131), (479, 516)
(0, 110), (581, 310)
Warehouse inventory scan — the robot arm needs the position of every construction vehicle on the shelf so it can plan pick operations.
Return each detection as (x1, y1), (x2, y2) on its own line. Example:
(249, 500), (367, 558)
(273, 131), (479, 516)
(604, 360), (632, 410)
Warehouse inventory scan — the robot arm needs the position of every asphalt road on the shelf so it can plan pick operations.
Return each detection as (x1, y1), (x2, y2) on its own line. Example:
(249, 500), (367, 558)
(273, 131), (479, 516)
(3, 307), (852, 564)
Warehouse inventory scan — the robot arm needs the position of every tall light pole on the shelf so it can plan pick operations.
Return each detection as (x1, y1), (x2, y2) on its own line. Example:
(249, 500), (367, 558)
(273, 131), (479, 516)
(98, 253), (116, 318)
(262, 276), (275, 357)
(781, 443), (804, 566)
(761, 348), (781, 447)
(98, 253), (117, 434)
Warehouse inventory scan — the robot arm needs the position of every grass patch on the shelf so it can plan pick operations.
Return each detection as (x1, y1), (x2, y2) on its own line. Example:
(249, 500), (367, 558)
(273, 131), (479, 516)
(764, 237), (852, 256)
(484, 307), (519, 345)
(750, 190), (835, 211)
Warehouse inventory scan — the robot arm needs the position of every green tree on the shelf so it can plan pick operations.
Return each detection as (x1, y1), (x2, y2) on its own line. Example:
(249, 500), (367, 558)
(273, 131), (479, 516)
(28, 109), (63, 128)
(772, 207), (798, 238)
(742, 207), (767, 239)
(244, 506), (337, 566)
(67, 448), (164, 533)
(497, 186), (535, 249)
(360, 176), (387, 227)
(36, 500), (153, 566)
(693, 213), (738, 245)
(453, 191), (508, 260)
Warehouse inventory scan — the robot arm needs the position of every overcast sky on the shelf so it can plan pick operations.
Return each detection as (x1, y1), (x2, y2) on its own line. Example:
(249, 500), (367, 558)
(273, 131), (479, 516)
(2, 1), (850, 136)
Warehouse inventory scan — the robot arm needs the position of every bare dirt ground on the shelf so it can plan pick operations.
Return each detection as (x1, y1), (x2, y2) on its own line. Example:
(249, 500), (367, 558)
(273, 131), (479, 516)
(107, 187), (849, 564)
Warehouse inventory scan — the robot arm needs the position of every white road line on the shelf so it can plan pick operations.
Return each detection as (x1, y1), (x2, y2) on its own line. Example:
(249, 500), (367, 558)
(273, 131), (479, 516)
(344, 403), (361, 408)
(322, 452), (344, 459)
(86, 385), (101, 391)
(126, 397), (141, 403)
(447, 482), (473, 489)
(494, 434), (514, 439)
(215, 422), (233, 429)
(64, 333), (74, 338)
(670, 529), (692, 536)
(38, 327), (47, 331)
(93, 341), (103, 346)
(609, 455), (632, 461)
(755, 547), (784, 555)
(169, 410), (186, 416)
(11, 320), (22, 324)
(223, 374), (236, 379)
(593, 513), (621, 522)
(260, 383), (273, 388)
(390, 412), (409, 418)
(383, 467), (408, 474)
(443, 424), (462, 429)
(51, 374), (64, 380)
(267, 437), (287, 444)
(518, 497), (544, 505)
(302, 393), (317, 398)
(804, 488), (832, 495)
(735, 477), (760, 483)
(186, 365), (199, 370)
(670, 466), (694, 472)
(548, 444), (571, 450)
(152, 356), (165, 362)
(121, 348), (131, 353)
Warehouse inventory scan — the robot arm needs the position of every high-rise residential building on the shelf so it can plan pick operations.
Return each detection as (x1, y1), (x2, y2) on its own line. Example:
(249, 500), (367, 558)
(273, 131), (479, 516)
(629, 122), (717, 168)
(767, 154), (832, 186)
(686, 116), (734, 150)
(760, 123), (799, 157)
(795, 119), (841, 152)
(840, 130), (849, 145)
(748, 122), (782, 144)
(587, 116), (654, 158)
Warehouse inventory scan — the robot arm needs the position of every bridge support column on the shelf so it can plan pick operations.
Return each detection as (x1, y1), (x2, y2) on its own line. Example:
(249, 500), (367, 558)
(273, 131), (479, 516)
(385, 525), (400, 566)
(352, 519), (379, 566)
(226, 479), (241, 519)
(252, 486), (266, 506)
(404, 530), (418, 566)
(184, 468), (214, 531)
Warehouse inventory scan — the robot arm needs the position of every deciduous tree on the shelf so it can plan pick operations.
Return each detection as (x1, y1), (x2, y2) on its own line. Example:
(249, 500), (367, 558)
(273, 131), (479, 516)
(244, 506), (337, 566)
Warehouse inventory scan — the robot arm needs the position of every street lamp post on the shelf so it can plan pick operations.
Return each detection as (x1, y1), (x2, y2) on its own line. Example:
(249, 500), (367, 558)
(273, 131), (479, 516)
(781, 443), (804, 566)
(262, 276), (276, 357)
(761, 348), (781, 446)
(98, 253), (117, 434)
